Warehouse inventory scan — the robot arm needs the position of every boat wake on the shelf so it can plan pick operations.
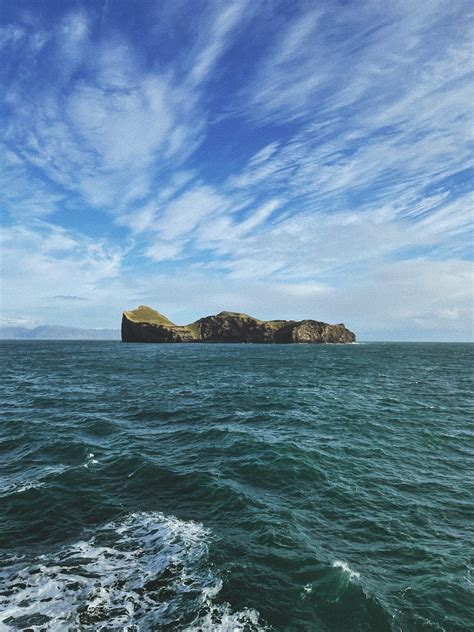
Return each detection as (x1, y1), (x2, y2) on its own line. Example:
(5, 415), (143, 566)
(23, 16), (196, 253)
(0, 511), (265, 631)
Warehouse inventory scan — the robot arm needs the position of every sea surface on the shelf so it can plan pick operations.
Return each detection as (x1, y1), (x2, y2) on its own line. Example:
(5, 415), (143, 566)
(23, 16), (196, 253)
(0, 341), (472, 631)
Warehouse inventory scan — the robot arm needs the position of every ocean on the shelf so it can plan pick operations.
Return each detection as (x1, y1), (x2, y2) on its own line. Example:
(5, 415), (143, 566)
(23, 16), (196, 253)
(0, 341), (472, 631)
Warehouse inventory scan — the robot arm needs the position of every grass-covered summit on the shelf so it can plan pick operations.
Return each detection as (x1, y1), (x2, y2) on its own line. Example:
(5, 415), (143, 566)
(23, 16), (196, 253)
(123, 305), (175, 326)
(121, 306), (356, 344)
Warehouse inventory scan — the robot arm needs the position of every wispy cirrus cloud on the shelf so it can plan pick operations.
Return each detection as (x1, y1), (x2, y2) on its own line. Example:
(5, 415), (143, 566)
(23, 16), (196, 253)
(185, 0), (253, 88)
(1, 2), (250, 216)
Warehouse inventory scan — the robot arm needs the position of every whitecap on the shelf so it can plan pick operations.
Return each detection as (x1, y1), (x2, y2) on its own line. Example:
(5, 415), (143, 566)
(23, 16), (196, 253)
(82, 452), (99, 468)
(185, 603), (263, 631)
(15, 481), (46, 494)
(0, 511), (266, 631)
(0, 479), (44, 495)
(332, 560), (361, 581)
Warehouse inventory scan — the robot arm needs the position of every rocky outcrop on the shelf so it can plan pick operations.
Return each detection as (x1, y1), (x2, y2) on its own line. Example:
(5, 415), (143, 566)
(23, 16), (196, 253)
(121, 306), (197, 343)
(122, 306), (356, 344)
(193, 312), (280, 343)
(121, 318), (196, 343)
(273, 320), (355, 344)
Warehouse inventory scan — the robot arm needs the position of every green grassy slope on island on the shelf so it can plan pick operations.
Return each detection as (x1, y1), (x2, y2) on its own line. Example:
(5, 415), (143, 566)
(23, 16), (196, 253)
(123, 305), (176, 326)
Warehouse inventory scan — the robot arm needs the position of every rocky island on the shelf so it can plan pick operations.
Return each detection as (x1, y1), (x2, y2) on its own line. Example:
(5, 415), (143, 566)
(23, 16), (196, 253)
(122, 306), (356, 344)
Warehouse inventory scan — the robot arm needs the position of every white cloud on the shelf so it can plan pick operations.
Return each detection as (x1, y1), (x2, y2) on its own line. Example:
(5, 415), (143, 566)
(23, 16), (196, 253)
(186, 196), (472, 286)
(0, 145), (65, 219)
(67, 75), (174, 170)
(145, 240), (184, 263)
(0, 24), (25, 49)
(186, 0), (252, 87)
(157, 185), (230, 240)
(59, 10), (88, 43)
(0, 224), (123, 325)
(1, 5), (238, 217)
(233, 199), (281, 236)
(57, 9), (89, 68)
(248, 142), (280, 166)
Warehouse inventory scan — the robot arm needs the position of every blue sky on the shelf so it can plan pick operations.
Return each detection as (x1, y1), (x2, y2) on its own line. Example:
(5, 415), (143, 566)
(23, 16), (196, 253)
(0, 0), (472, 340)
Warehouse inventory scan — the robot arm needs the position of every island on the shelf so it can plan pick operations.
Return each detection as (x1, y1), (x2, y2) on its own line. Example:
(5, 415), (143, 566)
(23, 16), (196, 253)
(121, 306), (356, 344)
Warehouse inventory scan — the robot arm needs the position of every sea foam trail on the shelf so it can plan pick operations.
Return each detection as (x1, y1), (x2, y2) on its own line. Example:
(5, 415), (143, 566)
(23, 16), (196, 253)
(0, 512), (265, 631)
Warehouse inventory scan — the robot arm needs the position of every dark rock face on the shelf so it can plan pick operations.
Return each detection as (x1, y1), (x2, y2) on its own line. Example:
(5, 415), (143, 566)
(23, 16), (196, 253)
(121, 318), (195, 343)
(273, 320), (356, 344)
(121, 306), (356, 344)
(195, 314), (275, 343)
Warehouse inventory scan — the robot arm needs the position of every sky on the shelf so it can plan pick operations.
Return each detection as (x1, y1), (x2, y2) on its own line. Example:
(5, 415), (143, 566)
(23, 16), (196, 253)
(0, 0), (473, 340)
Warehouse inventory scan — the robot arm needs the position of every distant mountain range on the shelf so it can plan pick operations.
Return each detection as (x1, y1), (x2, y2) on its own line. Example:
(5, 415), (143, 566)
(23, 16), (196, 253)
(0, 325), (120, 340)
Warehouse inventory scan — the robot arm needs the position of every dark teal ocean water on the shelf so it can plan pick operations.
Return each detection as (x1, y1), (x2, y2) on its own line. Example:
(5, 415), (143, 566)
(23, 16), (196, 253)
(0, 341), (472, 631)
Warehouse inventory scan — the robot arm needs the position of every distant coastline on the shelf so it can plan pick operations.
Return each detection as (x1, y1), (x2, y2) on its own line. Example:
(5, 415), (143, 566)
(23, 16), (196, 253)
(0, 325), (119, 340)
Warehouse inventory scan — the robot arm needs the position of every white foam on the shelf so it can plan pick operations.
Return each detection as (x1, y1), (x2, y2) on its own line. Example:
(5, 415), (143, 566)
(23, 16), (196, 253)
(332, 560), (361, 580)
(0, 511), (266, 631)
(15, 481), (46, 494)
(82, 452), (99, 468)
(0, 479), (44, 495)
(185, 603), (263, 631)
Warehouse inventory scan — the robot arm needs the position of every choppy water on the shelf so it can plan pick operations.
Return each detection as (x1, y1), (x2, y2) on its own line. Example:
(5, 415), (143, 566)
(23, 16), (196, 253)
(0, 341), (472, 631)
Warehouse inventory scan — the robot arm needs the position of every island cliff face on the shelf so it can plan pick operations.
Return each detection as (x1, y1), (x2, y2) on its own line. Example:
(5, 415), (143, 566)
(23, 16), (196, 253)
(122, 306), (356, 344)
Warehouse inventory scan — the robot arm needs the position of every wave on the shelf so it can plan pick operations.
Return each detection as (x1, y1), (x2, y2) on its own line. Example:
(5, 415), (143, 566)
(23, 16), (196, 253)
(0, 511), (266, 631)
(0, 465), (67, 498)
(332, 560), (361, 581)
(300, 560), (392, 631)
